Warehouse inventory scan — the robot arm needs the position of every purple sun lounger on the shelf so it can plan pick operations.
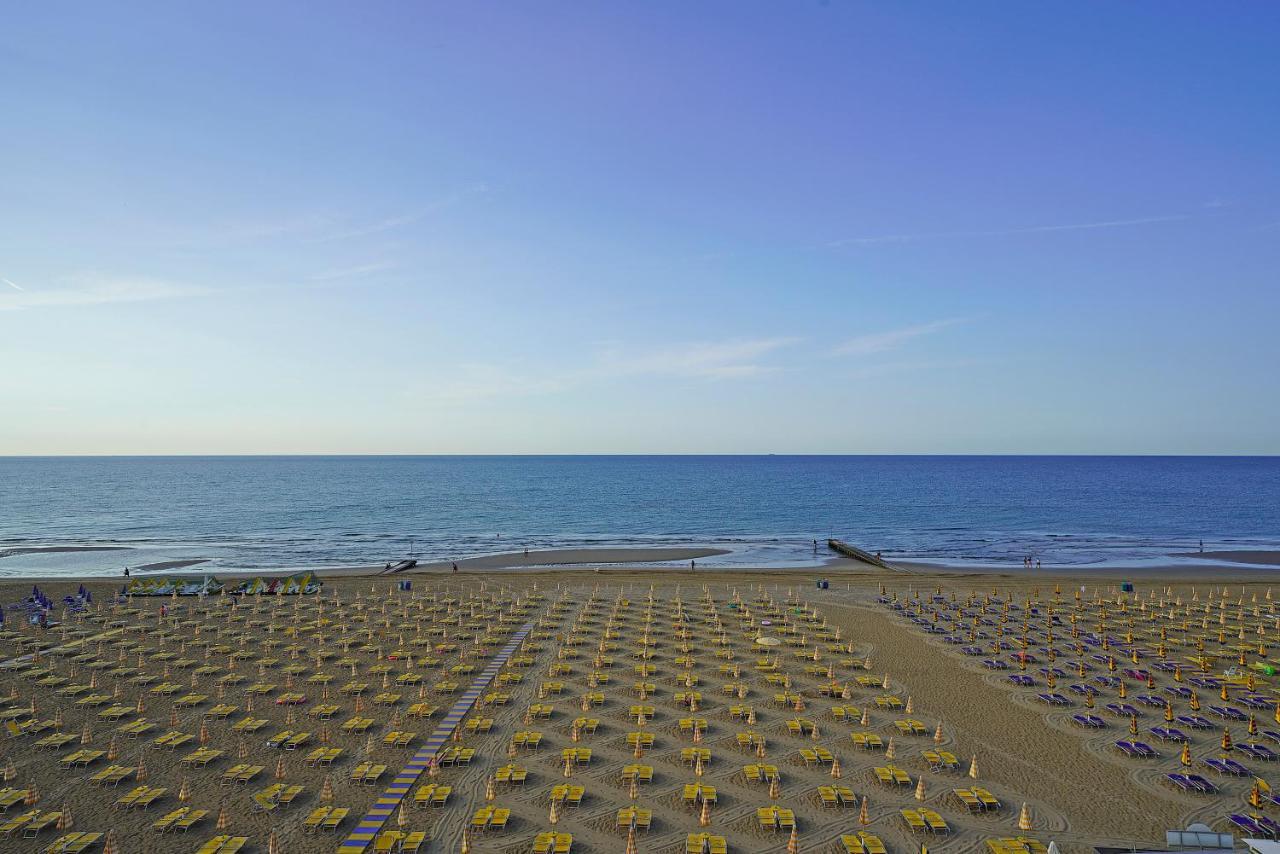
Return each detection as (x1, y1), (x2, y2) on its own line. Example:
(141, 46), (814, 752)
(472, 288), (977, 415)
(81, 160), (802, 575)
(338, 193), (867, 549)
(1151, 726), (1189, 742)
(1205, 757), (1251, 776)
(1237, 743), (1278, 761)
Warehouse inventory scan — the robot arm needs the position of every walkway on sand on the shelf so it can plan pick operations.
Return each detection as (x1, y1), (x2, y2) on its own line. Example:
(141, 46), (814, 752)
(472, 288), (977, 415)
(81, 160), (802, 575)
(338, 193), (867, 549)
(338, 621), (536, 853)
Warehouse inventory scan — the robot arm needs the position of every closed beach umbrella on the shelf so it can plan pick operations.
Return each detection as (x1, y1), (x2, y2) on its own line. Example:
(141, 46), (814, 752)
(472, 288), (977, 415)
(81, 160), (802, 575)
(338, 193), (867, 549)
(320, 774), (334, 803)
(858, 795), (870, 826)
(915, 777), (925, 801)
(102, 830), (118, 854)
(57, 802), (71, 830)
(267, 830), (280, 854)
(1018, 802), (1032, 831)
(216, 800), (229, 830)
(699, 799), (711, 827)
(787, 826), (799, 854)
(178, 777), (190, 802)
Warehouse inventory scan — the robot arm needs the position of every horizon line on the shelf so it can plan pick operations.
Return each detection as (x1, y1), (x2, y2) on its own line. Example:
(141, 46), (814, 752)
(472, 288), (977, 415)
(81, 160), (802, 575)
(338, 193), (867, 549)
(1, 453), (1276, 459)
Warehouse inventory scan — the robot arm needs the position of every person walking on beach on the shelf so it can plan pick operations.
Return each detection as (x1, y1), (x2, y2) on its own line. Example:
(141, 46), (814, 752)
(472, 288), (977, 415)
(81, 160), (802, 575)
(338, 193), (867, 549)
(123, 567), (130, 578)
(1200, 539), (1204, 553)
(452, 562), (458, 573)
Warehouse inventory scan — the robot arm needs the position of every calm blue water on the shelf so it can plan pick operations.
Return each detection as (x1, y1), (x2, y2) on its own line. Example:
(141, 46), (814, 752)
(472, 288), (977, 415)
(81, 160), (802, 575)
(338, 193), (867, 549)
(0, 456), (1277, 577)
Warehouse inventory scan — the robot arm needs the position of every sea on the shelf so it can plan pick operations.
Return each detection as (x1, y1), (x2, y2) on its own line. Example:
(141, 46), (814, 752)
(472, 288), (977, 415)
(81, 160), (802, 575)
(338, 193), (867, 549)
(0, 456), (1277, 577)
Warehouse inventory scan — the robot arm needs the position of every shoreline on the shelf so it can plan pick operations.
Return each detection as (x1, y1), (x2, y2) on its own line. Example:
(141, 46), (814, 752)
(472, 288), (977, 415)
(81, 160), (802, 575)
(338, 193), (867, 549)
(3, 545), (1279, 584)
(4, 540), (1278, 582)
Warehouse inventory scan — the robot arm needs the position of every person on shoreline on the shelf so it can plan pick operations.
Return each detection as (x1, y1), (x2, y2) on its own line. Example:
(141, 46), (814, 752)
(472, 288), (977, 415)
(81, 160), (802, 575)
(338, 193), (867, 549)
(452, 562), (458, 572)
(123, 567), (130, 578)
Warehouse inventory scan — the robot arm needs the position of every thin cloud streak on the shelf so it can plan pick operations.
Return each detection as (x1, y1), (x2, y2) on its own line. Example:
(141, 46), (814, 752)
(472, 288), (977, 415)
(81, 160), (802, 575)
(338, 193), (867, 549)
(408, 337), (799, 405)
(832, 318), (967, 357)
(828, 214), (1188, 248)
(0, 275), (206, 311)
(316, 183), (490, 243)
(308, 261), (397, 281)
(2, 278), (23, 291)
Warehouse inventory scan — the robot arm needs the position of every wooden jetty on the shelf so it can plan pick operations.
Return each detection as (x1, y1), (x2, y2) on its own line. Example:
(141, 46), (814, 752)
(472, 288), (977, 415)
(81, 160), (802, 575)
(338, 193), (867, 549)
(827, 540), (893, 569)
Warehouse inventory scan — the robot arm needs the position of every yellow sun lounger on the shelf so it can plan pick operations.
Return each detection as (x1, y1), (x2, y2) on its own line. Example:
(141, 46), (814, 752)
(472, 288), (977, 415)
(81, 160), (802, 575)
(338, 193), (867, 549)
(42, 830), (104, 852)
(874, 765), (912, 785)
(683, 784), (717, 805)
(621, 764), (653, 782)
(841, 833), (886, 854)
(616, 807), (652, 830)
(304, 807), (331, 830)
(686, 834), (729, 854)
(374, 831), (405, 852)
(755, 806), (795, 830)
(550, 784), (585, 806)
(413, 784), (452, 807)
(0, 810), (38, 836)
(23, 814), (63, 839)
(495, 765), (528, 784)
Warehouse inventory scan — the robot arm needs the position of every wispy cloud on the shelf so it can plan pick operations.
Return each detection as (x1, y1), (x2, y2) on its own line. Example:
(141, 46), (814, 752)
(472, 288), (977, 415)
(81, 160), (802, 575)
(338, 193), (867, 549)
(307, 261), (397, 282)
(2, 278), (23, 292)
(409, 337), (798, 405)
(832, 318), (966, 357)
(0, 275), (206, 311)
(828, 214), (1188, 248)
(316, 184), (490, 243)
(592, 337), (797, 380)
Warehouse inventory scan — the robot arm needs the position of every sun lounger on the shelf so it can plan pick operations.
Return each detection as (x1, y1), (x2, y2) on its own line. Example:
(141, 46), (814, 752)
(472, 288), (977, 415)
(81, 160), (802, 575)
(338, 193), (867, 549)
(755, 806), (795, 830)
(43, 830), (104, 853)
(686, 834), (728, 854)
(24, 810), (64, 837)
(321, 807), (349, 831)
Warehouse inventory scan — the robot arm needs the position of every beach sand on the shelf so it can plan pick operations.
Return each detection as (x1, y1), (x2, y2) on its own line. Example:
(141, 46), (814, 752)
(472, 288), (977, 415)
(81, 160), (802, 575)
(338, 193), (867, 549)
(0, 562), (1274, 853)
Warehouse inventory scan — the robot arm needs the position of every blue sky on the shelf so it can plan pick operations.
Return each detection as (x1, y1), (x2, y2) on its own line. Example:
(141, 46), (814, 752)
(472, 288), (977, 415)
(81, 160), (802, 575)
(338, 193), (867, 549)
(2, 2), (1277, 454)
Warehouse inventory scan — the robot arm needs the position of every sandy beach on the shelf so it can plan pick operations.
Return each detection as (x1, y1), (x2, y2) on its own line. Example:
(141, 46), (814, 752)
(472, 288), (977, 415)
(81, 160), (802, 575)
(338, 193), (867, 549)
(0, 557), (1276, 854)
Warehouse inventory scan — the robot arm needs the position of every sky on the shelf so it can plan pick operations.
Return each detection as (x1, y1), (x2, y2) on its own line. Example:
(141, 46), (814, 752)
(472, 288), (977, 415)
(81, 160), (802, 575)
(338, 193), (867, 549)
(1, 2), (1278, 455)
